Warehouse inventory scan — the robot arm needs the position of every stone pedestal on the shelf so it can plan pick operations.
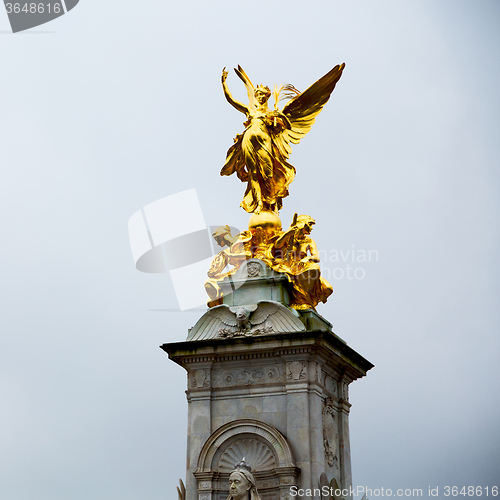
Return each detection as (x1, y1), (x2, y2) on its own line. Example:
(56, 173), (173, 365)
(161, 260), (372, 499)
(162, 326), (372, 499)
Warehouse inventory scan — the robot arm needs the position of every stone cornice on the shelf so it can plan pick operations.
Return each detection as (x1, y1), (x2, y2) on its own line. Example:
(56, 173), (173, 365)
(161, 330), (373, 382)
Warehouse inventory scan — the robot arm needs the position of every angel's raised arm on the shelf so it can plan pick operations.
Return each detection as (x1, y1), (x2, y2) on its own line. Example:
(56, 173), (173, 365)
(221, 67), (248, 115)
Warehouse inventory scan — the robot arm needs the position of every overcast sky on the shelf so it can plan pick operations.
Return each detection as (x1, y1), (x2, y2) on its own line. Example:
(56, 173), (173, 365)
(1, 1), (499, 499)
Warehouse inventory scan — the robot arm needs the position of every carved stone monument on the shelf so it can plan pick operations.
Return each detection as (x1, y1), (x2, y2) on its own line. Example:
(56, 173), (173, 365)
(162, 263), (372, 500)
(161, 65), (373, 500)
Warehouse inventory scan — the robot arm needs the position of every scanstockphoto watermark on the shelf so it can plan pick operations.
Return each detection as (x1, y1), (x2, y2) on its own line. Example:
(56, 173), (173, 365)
(290, 486), (425, 498)
(3, 0), (80, 33)
(290, 485), (499, 498)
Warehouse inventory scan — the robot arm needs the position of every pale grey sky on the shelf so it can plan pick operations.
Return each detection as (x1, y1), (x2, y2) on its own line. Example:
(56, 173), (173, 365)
(1, 1), (499, 499)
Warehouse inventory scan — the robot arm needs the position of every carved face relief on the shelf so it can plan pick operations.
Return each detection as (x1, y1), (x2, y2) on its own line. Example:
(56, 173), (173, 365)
(229, 472), (251, 500)
(254, 89), (270, 105)
(228, 304), (257, 331)
(234, 307), (251, 321)
(246, 262), (261, 277)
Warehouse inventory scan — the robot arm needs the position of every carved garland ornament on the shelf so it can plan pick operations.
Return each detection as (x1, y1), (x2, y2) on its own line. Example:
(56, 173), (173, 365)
(322, 397), (339, 469)
(212, 365), (284, 387)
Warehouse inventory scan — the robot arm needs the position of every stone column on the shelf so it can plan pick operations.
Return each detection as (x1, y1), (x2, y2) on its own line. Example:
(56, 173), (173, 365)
(185, 365), (212, 500)
(163, 330), (373, 500)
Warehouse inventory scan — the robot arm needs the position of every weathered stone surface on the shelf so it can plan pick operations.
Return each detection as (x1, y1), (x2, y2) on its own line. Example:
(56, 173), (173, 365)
(162, 330), (373, 500)
(220, 259), (292, 307)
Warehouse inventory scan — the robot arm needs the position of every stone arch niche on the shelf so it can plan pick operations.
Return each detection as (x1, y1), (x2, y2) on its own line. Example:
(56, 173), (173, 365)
(194, 419), (300, 500)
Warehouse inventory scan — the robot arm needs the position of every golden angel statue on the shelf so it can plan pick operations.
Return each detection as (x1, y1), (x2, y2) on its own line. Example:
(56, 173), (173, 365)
(221, 64), (345, 214)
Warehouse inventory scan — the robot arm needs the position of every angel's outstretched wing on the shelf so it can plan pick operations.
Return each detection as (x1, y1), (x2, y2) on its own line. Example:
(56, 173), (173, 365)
(187, 301), (305, 340)
(272, 63), (345, 159)
(187, 304), (239, 341)
(250, 301), (281, 326)
(250, 301), (306, 333)
(234, 65), (256, 108)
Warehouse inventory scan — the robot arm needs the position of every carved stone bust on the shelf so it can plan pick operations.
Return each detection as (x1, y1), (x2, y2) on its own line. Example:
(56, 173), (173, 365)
(226, 459), (262, 500)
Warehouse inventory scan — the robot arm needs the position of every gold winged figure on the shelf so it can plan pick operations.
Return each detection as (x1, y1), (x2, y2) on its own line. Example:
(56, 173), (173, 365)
(221, 64), (345, 215)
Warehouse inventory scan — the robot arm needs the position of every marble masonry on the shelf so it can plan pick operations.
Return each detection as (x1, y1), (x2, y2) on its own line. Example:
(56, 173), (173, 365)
(161, 259), (373, 500)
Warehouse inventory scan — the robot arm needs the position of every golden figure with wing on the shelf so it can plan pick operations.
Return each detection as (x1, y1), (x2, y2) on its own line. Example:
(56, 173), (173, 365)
(221, 64), (345, 215)
(205, 65), (344, 310)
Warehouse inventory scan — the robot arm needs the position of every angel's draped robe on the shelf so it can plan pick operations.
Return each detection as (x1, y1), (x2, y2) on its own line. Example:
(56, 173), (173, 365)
(221, 111), (295, 213)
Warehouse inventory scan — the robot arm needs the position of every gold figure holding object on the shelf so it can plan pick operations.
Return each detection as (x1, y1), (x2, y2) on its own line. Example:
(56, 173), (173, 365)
(205, 65), (343, 311)
(221, 64), (345, 214)
(205, 215), (332, 311)
(205, 227), (253, 306)
(269, 214), (333, 310)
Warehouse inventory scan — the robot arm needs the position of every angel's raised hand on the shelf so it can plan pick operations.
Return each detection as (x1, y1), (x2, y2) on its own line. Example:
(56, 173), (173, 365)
(221, 67), (229, 83)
